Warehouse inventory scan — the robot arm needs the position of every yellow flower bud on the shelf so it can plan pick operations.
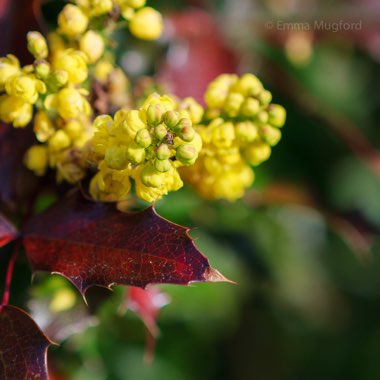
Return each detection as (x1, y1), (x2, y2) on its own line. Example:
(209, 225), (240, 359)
(129, 7), (163, 41)
(45, 88), (91, 120)
(120, 5), (134, 20)
(178, 97), (204, 124)
(5, 73), (46, 104)
(211, 121), (235, 148)
(231, 73), (263, 97)
(142, 93), (175, 113)
(163, 110), (180, 129)
(204, 74), (237, 109)
(123, 0), (146, 8)
(154, 158), (171, 173)
(135, 128), (152, 148)
(268, 104), (286, 128)
(258, 89), (272, 106)
(52, 49), (88, 84)
(64, 119), (83, 140)
(27, 31), (48, 59)
(235, 121), (258, 143)
(0, 95), (33, 127)
(89, 0), (113, 17)
(146, 104), (163, 126)
(24, 145), (48, 176)
(48, 130), (71, 151)
(109, 68), (130, 108)
(105, 146), (128, 169)
(223, 92), (244, 117)
(154, 124), (167, 140)
(34, 111), (55, 142)
(240, 98), (260, 118)
(256, 110), (269, 124)
(260, 125), (282, 146)
(0, 55), (20, 90)
(244, 142), (271, 166)
(94, 60), (114, 83)
(79, 30), (105, 63)
(34, 61), (51, 79)
(51, 70), (69, 87)
(58, 4), (89, 37)
(156, 144), (171, 160)
(176, 144), (197, 165)
(178, 124), (195, 142)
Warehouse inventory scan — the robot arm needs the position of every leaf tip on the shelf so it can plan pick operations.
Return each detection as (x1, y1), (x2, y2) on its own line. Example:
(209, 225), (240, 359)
(203, 267), (237, 284)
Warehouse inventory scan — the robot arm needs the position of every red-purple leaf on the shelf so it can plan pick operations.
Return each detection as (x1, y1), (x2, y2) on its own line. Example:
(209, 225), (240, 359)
(23, 193), (229, 295)
(0, 214), (17, 248)
(0, 305), (52, 380)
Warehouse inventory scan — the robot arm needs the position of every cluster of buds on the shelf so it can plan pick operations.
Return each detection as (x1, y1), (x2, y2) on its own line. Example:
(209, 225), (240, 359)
(58, 0), (163, 42)
(181, 74), (286, 201)
(0, 0), (164, 183)
(89, 94), (202, 202)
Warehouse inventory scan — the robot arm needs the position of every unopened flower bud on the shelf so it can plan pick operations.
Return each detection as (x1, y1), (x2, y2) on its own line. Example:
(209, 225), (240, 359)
(105, 146), (128, 170)
(176, 144), (197, 165)
(58, 4), (89, 37)
(80, 30), (105, 63)
(129, 7), (163, 40)
(51, 70), (69, 87)
(125, 0), (146, 8)
(235, 121), (258, 143)
(154, 124), (167, 140)
(154, 158), (171, 173)
(244, 142), (271, 166)
(223, 92), (244, 117)
(27, 31), (48, 59)
(178, 125), (195, 142)
(163, 110), (179, 129)
(240, 98), (260, 118)
(256, 110), (269, 124)
(258, 90), (272, 106)
(48, 130), (71, 151)
(260, 125), (282, 146)
(25, 145), (48, 176)
(135, 128), (152, 148)
(146, 104), (163, 126)
(156, 144), (171, 160)
(268, 104), (286, 128)
(90, 0), (113, 17)
(34, 61), (50, 79)
(232, 73), (263, 97)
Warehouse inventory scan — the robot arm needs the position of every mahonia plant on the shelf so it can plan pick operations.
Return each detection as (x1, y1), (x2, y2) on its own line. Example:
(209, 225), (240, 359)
(0, 0), (286, 378)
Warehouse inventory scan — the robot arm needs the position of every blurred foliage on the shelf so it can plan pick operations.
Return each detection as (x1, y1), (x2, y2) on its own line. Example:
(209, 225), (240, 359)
(2, 0), (380, 379)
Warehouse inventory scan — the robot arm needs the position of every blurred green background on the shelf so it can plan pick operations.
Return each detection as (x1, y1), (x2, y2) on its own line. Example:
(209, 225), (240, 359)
(2, 0), (380, 379)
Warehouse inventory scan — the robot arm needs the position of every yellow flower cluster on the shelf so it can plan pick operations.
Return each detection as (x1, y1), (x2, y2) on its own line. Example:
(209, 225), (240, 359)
(58, 1), (163, 41)
(181, 74), (286, 201)
(0, 54), (46, 127)
(89, 93), (202, 202)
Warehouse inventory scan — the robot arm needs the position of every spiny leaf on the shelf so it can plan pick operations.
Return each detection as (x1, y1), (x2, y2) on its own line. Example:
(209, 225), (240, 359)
(23, 192), (230, 295)
(0, 214), (17, 248)
(0, 305), (52, 380)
